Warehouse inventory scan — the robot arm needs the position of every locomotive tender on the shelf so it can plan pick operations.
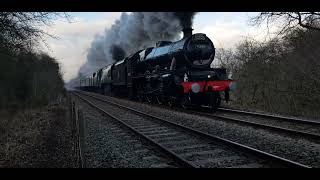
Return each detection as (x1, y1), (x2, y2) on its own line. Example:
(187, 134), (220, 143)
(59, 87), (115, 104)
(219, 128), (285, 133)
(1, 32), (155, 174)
(78, 28), (234, 110)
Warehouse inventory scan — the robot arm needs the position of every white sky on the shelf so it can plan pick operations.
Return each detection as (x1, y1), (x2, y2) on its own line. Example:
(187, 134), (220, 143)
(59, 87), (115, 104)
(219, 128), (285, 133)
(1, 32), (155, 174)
(40, 12), (279, 82)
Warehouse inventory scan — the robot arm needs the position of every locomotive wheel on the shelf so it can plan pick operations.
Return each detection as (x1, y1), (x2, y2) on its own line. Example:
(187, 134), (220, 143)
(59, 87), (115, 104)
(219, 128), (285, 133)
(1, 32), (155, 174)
(150, 95), (157, 104)
(180, 96), (189, 109)
(156, 96), (162, 105)
(167, 97), (176, 107)
(137, 93), (143, 102)
(209, 94), (221, 111)
(128, 88), (134, 100)
(104, 87), (107, 95)
(146, 95), (152, 103)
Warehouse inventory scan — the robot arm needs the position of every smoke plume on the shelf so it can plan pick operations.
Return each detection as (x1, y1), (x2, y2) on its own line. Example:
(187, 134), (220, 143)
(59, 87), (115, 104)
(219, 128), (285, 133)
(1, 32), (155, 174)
(76, 12), (197, 80)
(174, 12), (197, 29)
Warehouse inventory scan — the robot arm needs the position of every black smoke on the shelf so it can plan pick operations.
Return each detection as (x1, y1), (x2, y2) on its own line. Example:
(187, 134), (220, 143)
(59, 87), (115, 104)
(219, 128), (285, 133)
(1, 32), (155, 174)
(110, 45), (126, 61)
(173, 12), (197, 29)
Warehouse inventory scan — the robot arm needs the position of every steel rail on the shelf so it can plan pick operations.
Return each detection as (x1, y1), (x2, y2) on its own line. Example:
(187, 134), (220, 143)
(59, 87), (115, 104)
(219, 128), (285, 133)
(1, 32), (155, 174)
(191, 110), (320, 141)
(218, 107), (320, 126)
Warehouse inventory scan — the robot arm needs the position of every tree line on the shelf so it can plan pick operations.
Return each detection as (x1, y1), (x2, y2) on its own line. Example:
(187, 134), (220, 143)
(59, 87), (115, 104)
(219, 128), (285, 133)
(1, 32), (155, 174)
(217, 12), (320, 118)
(0, 12), (67, 109)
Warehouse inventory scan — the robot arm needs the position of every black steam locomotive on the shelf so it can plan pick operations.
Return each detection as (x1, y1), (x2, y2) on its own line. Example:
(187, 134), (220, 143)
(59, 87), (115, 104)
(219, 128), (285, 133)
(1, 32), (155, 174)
(77, 28), (234, 110)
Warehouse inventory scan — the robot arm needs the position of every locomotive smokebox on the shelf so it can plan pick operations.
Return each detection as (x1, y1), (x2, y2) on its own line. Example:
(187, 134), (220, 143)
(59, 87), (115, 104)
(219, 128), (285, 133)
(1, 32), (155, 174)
(182, 28), (193, 39)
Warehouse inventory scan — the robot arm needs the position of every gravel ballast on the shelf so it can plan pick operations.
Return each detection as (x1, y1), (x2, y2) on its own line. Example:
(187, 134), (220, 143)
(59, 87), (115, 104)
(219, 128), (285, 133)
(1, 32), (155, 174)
(71, 94), (179, 168)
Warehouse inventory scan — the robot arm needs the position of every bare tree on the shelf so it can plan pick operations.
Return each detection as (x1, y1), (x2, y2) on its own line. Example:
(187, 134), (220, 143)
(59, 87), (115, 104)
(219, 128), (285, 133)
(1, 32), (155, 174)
(0, 12), (70, 54)
(214, 48), (241, 79)
(251, 12), (320, 36)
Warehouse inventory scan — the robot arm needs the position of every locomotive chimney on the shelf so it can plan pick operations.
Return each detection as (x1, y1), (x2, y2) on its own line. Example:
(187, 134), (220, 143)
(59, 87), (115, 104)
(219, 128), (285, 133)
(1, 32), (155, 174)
(182, 28), (193, 39)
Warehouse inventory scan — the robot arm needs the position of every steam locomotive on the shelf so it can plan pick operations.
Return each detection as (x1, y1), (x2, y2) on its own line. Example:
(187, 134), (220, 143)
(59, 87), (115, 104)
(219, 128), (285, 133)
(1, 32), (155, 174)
(77, 28), (234, 110)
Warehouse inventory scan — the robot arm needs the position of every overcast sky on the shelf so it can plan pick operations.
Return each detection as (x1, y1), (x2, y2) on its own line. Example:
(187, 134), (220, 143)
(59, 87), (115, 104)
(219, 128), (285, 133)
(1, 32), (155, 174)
(41, 12), (277, 82)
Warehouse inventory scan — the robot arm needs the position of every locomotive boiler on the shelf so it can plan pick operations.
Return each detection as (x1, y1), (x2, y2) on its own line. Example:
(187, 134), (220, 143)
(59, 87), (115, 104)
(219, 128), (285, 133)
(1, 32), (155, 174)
(78, 28), (234, 110)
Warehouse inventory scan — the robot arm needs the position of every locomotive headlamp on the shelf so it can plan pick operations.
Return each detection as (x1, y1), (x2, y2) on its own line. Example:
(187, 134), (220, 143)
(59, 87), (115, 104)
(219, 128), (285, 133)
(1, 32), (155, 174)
(191, 83), (201, 93)
(229, 82), (236, 91)
(208, 75), (211, 78)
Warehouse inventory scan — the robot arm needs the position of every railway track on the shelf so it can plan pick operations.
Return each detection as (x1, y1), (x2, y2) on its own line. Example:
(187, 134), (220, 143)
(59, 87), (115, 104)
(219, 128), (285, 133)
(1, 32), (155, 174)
(82, 91), (320, 142)
(72, 91), (310, 168)
(109, 93), (320, 141)
(218, 107), (320, 126)
(193, 108), (320, 142)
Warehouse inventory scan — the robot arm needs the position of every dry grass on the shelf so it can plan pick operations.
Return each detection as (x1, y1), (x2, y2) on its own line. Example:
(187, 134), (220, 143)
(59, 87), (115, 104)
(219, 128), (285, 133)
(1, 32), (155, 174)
(0, 98), (78, 168)
(0, 108), (43, 167)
